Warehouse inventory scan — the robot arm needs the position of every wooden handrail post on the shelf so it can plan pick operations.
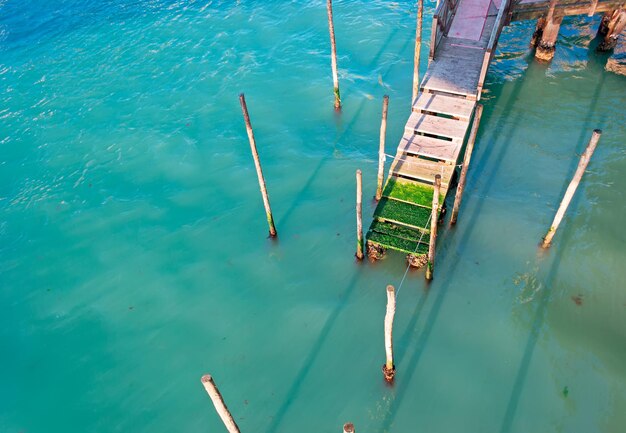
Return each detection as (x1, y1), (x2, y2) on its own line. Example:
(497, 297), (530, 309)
(412, 0), (424, 103)
(376, 96), (389, 201)
(382, 285), (396, 382)
(356, 169), (364, 260)
(239, 93), (277, 238)
(201, 375), (241, 433)
(451, 104), (484, 225)
(425, 175), (441, 280)
(542, 130), (602, 248)
(327, 0), (341, 110)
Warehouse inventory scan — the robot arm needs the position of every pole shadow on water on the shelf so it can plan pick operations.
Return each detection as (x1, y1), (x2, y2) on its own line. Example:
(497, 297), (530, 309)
(498, 187), (591, 432)
(276, 27), (412, 229)
(266, 30), (416, 432)
(499, 49), (608, 433)
(379, 51), (536, 430)
(265, 271), (362, 433)
(379, 208), (483, 431)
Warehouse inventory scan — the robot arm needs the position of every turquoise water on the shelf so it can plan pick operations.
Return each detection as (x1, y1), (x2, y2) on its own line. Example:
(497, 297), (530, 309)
(1, 1), (625, 432)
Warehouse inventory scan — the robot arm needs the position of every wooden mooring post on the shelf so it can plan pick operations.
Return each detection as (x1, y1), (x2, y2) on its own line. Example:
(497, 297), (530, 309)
(376, 96), (389, 201)
(451, 104), (484, 225)
(343, 423), (355, 433)
(327, 0), (341, 110)
(412, 0), (424, 104)
(382, 285), (396, 382)
(425, 175), (441, 280)
(201, 375), (241, 433)
(597, 9), (626, 51)
(356, 169), (364, 260)
(533, 0), (563, 61)
(239, 93), (277, 238)
(542, 129), (602, 248)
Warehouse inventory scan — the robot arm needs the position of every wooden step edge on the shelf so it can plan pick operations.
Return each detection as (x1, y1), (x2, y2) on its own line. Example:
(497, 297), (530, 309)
(382, 191), (445, 212)
(404, 122), (469, 142)
(390, 169), (452, 188)
(369, 225), (431, 246)
(375, 216), (431, 234)
(366, 235), (429, 256)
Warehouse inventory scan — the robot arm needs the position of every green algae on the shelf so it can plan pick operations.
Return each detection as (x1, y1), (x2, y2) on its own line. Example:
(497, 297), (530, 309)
(382, 178), (443, 207)
(373, 197), (434, 230)
(367, 231), (429, 255)
(369, 220), (430, 244)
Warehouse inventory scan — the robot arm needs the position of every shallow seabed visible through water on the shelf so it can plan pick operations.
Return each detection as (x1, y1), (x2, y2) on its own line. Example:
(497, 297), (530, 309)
(1, 1), (625, 432)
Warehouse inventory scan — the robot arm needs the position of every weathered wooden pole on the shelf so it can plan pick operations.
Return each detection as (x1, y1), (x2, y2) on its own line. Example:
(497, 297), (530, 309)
(450, 104), (484, 225)
(412, 0), (424, 104)
(201, 375), (241, 433)
(239, 93), (277, 238)
(382, 285), (396, 382)
(425, 175), (441, 281)
(376, 96), (389, 201)
(327, 0), (341, 110)
(356, 169), (364, 260)
(542, 130), (601, 248)
(597, 9), (626, 51)
(534, 0), (563, 61)
(343, 423), (355, 433)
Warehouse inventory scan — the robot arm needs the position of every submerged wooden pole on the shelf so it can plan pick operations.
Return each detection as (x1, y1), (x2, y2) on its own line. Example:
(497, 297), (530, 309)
(343, 423), (355, 433)
(201, 375), (241, 433)
(327, 0), (341, 110)
(542, 130), (601, 248)
(425, 175), (441, 281)
(451, 104), (484, 225)
(376, 96), (389, 201)
(412, 0), (424, 103)
(382, 285), (396, 382)
(356, 169), (364, 260)
(239, 93), (277, 237)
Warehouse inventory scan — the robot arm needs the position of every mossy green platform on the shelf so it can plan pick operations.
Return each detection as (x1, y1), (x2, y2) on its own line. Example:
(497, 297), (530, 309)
(367, 177), (439, 256)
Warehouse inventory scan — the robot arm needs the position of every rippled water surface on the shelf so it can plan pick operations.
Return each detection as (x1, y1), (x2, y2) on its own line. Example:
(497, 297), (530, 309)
(1, 1), (625, 432)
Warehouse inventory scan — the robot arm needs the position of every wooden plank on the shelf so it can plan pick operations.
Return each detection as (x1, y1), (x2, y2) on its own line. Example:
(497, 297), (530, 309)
(448, 0), (492, 41)
(405, 111), (470, 141)
(398, 133), (462, 163)
(421, 42), (486, 97)
(412, 92), (476, 120)
(510, 0), (622, 20)
(389, 154), (455, 188)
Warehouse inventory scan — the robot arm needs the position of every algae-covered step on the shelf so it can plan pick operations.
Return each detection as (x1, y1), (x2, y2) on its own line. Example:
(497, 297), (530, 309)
(389, 155), (454, 191)
(368, 220), (431, 244)
(373, 197), (436, 231)
(382, 177), (445, 208)
(367, 230), (430, 255)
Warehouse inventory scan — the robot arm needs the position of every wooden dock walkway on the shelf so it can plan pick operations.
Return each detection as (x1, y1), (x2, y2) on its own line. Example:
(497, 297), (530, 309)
(367, 0), (509, 259)
(365, 0), (624, 263)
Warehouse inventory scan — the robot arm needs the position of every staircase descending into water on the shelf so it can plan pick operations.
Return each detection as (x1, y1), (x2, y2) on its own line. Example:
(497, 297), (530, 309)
(366, 0), (509, 259)
(366, 0), (625, 262)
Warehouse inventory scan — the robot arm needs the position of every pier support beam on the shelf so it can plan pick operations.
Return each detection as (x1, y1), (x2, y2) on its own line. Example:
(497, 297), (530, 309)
(532, 0), (562, 62)
(535, 16), (563, 61)
(597, 9), (626, 52)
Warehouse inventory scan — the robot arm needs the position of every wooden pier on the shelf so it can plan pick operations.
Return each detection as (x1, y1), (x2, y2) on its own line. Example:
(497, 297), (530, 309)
(366, 0), (624, 266)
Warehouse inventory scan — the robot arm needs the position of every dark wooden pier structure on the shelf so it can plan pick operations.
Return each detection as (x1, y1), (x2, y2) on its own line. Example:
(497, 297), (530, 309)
(366, 0), (625, 272)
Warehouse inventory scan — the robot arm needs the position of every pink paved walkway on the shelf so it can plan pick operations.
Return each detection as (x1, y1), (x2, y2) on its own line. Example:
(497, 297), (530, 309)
(448, 0), (493, 41)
